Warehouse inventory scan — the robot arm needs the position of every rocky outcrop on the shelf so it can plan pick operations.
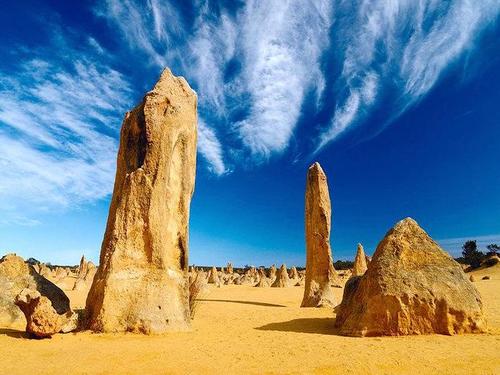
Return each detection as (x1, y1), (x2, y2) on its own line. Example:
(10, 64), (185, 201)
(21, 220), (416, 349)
(85, 68), (197, 334)
(352, 243), (368, 277)
(15, 289), (78, 338)
(301, 163), (338, 307)
(0, 254), (72, 328)
(268, 265), (277, 282)
(289, 266), (299, 280)
(271, 264), (291, 288)
(255, 268), (271, 287)
(208, 267), (220, 284)
(335, 218), (486, 336)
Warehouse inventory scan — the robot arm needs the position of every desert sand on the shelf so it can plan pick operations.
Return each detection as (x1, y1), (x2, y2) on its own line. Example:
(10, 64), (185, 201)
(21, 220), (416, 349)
(0, 264), (498, 375)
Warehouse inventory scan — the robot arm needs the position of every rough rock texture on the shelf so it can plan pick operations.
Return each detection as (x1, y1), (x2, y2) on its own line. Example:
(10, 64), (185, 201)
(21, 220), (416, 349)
(352, 243), (368, 277)
(0, 254), (71, 328)
(365, 255), (372, 266)
(85, 68), (197, 334)
(255, 269), (271, 288)
(335, 218), (486, 336)
(78, 255), (88, 278)
(289, 266), (299, 280)
(271, 264), (291, 288)
(14, 289), (78, 338)
(301, 163), (338, 307)
(227, 263), (233, 274)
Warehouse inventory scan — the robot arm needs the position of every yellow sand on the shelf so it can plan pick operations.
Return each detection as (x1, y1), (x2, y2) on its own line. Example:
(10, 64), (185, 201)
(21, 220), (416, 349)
(1, 266), (499, 375)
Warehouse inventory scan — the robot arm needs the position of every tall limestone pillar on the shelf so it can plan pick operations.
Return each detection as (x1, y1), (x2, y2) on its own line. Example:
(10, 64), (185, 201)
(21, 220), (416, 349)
(86, 68), (197, 333)
(301, 162), (337, 307)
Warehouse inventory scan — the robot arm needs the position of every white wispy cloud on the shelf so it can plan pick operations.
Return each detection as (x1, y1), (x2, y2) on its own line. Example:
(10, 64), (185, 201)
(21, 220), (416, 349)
(317, 0), (500, 149)
(234, 0), (332, 157)
(197, 119), (227, 175)
(0, 44), (132, 222)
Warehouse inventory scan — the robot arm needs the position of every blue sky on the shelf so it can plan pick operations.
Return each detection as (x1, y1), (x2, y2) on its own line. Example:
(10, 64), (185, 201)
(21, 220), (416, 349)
(1, 0), (499, 266)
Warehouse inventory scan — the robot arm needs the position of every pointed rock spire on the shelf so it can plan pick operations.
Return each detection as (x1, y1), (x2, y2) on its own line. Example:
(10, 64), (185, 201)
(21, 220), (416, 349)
(352, 243), (368, 276)
(301, 162), (338, 307)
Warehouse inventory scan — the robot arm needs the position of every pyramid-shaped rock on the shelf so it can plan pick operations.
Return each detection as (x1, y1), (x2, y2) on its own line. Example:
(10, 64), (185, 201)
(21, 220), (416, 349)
(352, 243), (368, 277)
(271, 264), (291, 287)
(335, 218), (486, 336)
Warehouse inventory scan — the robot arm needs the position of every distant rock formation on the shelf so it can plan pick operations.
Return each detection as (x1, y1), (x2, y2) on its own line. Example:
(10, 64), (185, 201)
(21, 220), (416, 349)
(78, 255), (88, 278)
(271, 264), (291, 288)
(289, 266), (299, 281)
(15, 288), (78, 338)
(268, 264), (277, 282)
(301, 163), (338, 307)
(255, 268), (271, 287)
(352, 243), (368, 277)
(208, 267), (220, 284)
(85, 68), (197, 334)
(0, 254), (72, 329)
(335, 218), (486, 336)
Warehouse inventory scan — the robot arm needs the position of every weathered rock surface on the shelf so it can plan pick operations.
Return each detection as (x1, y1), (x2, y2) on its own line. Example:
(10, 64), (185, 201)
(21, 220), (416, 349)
(14, 288), (78, 338)
(0, 254), (71, 328)
(85, 68), (197, 333)
(255, 268), (271, 287)
(208, 267), (220, 284)
(335, 218), (486, 336)
(352, 243), (368, 277)
(268, 265), (277, 282)
(271, 264), (291, 288)
(301, 163), (338, 307)
(289, 266), (299, 280)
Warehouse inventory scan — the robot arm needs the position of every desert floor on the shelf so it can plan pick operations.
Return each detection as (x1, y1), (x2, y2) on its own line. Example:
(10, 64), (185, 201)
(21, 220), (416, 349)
(1, 265), (499, 375)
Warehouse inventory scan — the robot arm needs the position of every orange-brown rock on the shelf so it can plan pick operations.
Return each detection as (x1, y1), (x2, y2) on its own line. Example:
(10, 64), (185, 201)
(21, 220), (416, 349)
(352, 243), (368, 277)
(14, 288), (78, 338)
(271, 264), (291, 288)
(85, 68), (197, 334)
(0, 254), (71, 328)
(335, 218), (486, 336)
(301, 163), (338, 307)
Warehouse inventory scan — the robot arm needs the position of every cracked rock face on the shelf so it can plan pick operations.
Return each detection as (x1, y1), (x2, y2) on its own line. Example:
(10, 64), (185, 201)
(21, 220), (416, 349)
(301, 162), (338, 307)
(15, 288), (78, 338)
(85, 68), (197, 334)
(335, 218), (487, 336)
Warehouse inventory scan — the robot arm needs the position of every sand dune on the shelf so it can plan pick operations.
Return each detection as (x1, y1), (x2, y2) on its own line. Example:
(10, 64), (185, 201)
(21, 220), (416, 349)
(0, 264), (498, 374)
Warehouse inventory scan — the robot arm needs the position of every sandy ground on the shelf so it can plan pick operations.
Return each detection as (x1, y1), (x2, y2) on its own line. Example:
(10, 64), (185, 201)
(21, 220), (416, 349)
(1, 266), (499, 375)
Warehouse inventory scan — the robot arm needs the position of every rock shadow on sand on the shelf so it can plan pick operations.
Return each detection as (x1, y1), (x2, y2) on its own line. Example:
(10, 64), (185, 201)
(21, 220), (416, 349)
(0, 328), (30, 339)
(197, 299), (285, 308)
(256, 318), (339, 335)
